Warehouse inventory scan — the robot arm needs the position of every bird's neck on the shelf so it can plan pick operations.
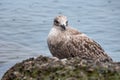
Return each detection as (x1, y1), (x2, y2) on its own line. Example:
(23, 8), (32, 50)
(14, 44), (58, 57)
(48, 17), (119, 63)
(48, 27), (68, 44)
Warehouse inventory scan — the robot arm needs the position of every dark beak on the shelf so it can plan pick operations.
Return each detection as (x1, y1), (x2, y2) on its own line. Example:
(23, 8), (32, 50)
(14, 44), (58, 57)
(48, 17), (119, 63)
(60, 24), (66, 30)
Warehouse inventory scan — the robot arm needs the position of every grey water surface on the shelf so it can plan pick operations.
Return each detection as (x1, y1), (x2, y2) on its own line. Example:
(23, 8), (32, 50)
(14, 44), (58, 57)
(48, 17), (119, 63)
(0, 0), (120, 78)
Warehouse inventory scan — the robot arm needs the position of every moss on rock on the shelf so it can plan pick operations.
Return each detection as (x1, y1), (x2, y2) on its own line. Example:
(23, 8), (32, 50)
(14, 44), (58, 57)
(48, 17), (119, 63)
(2, 55), (120, 80)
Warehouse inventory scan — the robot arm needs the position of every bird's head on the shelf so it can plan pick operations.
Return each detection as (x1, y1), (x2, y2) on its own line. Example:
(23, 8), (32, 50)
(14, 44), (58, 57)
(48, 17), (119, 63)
(53, 15), (68, 30)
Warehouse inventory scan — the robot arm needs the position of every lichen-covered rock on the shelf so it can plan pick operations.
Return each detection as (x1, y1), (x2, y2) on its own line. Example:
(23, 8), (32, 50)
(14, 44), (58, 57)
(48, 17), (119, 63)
(2, 55), (120, 80)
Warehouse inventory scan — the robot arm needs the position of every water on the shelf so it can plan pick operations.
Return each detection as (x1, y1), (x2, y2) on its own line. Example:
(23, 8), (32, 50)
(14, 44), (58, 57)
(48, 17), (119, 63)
(0, 0), (120, 78)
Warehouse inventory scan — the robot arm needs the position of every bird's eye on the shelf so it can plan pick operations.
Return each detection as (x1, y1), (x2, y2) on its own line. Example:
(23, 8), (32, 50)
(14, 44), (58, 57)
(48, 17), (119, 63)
(54, 20), (59, 24)
(66, 21), (68, 26)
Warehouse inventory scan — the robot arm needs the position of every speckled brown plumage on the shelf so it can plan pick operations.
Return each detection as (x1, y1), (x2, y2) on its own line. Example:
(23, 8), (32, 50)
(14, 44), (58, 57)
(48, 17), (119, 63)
(47, 15), (112, 62)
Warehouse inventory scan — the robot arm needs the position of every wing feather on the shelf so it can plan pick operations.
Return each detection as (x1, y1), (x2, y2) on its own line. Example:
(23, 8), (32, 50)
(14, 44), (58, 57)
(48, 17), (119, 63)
(65, 34), (112, 61)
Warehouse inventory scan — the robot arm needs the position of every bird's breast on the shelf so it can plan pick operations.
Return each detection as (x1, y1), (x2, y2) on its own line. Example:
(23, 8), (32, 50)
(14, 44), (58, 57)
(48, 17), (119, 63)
(48, 28), (69, 43)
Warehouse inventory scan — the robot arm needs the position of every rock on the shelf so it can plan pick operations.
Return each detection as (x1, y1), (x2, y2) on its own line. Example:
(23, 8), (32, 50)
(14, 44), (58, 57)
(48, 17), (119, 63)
(1, 55), (120, 80)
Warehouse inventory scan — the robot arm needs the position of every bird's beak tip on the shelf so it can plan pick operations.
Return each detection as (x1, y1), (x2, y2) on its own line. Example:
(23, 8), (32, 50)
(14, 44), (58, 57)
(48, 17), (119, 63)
(60, 24), (66, 30)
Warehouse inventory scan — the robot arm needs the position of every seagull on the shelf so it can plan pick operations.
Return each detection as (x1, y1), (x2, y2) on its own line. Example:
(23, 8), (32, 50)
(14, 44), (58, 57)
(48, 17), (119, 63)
(47, 15), (112, 62)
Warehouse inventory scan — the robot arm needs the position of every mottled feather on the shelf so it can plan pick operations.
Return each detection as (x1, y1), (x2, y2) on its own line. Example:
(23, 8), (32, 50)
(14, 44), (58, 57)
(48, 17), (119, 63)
(47, 15), (112, 62)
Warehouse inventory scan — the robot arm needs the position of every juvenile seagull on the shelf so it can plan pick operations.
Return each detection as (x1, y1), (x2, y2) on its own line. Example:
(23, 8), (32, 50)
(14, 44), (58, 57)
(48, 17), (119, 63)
(47, 15), (112, 62)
